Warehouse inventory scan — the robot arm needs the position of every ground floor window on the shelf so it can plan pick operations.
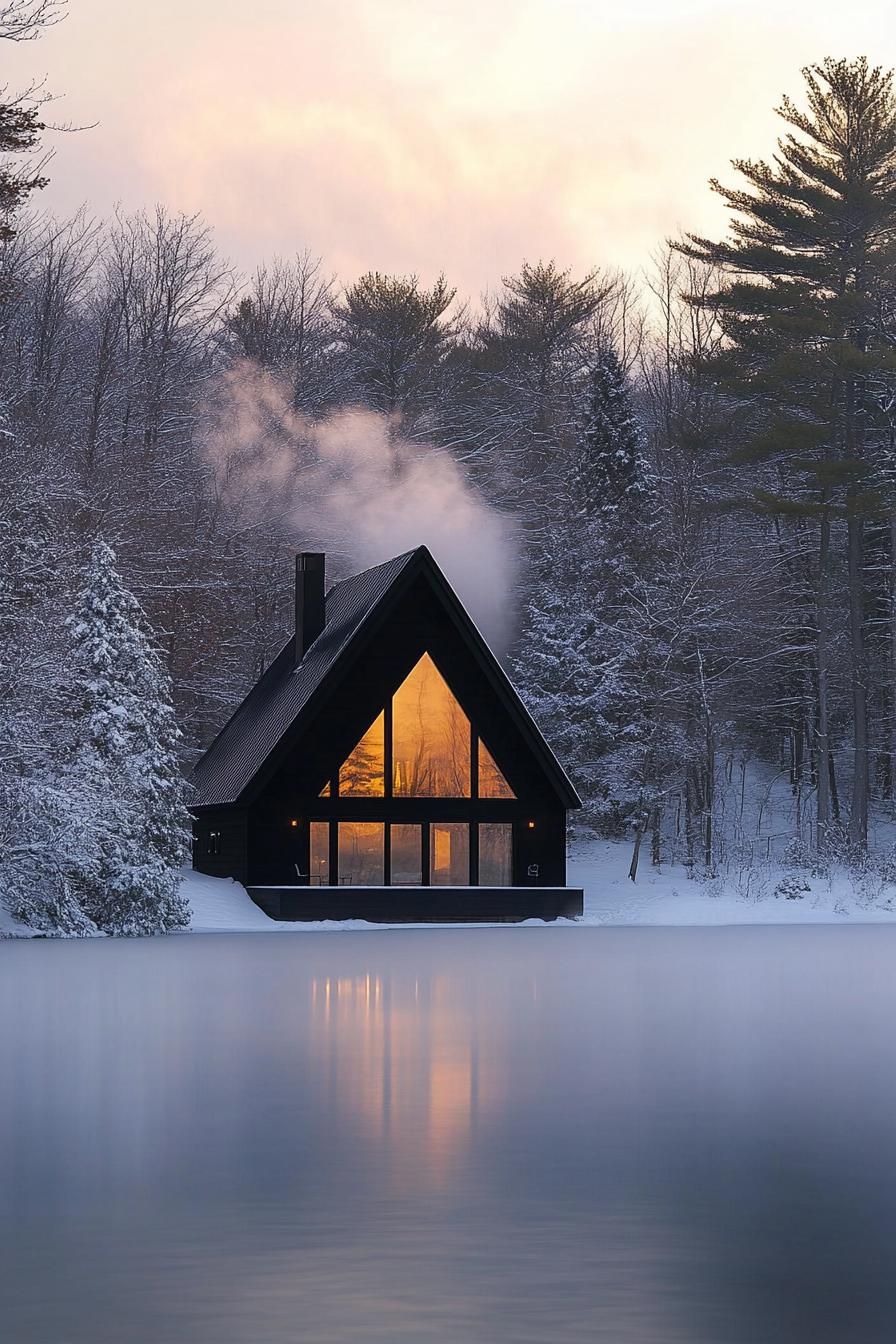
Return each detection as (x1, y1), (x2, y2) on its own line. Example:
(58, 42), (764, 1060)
(310, 820), (516, 886)
(310, 821), (330, 885)
(391, 823), (422, 885)
(430, 823), (470, 886)
(337, 822), (384, 886)
(479, 823), (513, 886)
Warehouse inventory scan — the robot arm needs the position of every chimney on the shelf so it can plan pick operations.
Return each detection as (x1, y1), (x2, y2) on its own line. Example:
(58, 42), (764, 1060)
(295, 552), (325, 664)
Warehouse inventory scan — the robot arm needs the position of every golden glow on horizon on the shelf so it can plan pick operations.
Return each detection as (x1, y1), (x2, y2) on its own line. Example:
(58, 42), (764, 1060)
(21, 1), (896, 297)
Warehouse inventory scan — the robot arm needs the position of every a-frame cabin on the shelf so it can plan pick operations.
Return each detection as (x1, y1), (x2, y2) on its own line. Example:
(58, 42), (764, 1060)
(190, 548), (583, 921)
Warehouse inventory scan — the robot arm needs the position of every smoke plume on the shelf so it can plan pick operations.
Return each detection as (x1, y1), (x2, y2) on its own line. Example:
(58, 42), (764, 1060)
(201, 361), (519, 651)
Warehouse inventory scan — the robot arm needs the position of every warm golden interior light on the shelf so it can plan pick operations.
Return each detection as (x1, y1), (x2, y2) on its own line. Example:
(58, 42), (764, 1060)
(290, 818), (299, 828)
(479, 822), (513, 886)
(338, 822), (384, 885)
(393, 654), (470, 797)
(430, 822), (470, 885)
(310, 820), (329, 884)
(339, 711), (385, 796)
(527, 820), (536, 829)
(319, 781), (331, 797)
(478, 739), (515, 798)
(391, 823), (422, 885)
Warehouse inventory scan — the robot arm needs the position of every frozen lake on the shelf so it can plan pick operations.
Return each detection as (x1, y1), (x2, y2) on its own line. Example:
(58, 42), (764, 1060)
(3, 927), (896, 1342)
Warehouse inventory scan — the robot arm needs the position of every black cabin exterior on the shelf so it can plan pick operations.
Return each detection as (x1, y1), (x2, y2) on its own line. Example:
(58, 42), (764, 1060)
(190, 548), (582, 921)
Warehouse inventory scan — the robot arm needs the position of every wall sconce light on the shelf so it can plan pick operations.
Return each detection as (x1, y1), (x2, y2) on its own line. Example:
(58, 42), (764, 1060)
(290, 818), (299, 828)
(527, 820), (536, 830)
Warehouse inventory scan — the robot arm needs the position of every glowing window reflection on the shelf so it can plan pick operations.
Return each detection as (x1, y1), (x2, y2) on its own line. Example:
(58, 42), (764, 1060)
(310, 821), (330, 885)
(391, 824), (422, 885)
(477, 740), (515, 798)
(479, 823), (513, 886)
(338, 711), (385, 796)
(338, 822), (384, 885)
(430, 823), (470, 886)
(393, 655), (470, 797)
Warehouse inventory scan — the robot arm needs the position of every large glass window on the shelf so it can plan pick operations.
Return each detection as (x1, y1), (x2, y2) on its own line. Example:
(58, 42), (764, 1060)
(393, 654), (471, 797)
(338, 823), (384, 885)
(478, 740), (515, 798)
(430, 823), (470, 886)
(310, 821), (330, 885)
(479, 823), (513, 886)
(390, 824), (422, 885)
(339, 711), (385, 796)
(331, 657), (522, 803)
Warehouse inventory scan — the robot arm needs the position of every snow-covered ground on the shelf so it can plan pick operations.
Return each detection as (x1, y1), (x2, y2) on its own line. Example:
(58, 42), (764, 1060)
(181, 842), (896, 934)
(0, 903), (37, 939)
(7, 843), (896, 938)
(570, 840), (896, 925)
(186, 869), (280, 933)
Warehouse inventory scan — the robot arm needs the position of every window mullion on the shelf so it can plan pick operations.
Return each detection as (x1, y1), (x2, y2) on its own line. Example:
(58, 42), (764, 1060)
(384, 696), (393, 799)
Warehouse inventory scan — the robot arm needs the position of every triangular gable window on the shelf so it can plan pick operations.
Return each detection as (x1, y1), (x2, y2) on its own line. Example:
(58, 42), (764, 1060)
(333, 656), (516, 800)
(319, 781), (331, 797)
(393, 654), (471, 797)
(478, 740), (515, 799)
(338, 711), (385, 796)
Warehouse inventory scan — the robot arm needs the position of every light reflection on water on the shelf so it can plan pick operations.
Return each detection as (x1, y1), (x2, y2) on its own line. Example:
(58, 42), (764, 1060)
(309, 970), (505, 1191)
(2, 927), (896, 1342)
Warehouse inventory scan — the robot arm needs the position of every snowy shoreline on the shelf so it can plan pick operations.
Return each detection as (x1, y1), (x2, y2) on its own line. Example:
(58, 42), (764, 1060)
(5, 839), (896, 938)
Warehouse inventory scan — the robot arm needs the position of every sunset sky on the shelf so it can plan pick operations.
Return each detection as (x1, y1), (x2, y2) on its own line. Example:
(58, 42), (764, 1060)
(10, 0), (896, 295)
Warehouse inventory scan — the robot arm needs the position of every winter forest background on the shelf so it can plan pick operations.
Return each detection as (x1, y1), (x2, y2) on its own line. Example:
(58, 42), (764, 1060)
(4, 3), (896, 931)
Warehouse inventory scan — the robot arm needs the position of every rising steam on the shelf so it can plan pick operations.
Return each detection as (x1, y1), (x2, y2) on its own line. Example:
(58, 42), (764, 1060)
(201, 361), (519, 651)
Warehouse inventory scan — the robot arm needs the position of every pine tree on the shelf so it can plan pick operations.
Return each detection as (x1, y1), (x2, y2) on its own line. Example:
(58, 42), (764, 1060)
(680, 58), (896, 849)
(64, 540), (190, 934)
(0, 1), (67, 258)
(575, 349), (650, 519)
(0, 447), (94, 933)
(331, 272), (457, 428)
(515, 348), (658, 834)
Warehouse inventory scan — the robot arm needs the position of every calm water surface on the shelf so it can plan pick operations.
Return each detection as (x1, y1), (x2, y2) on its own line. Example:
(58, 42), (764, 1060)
(2, 927), (896, 1343)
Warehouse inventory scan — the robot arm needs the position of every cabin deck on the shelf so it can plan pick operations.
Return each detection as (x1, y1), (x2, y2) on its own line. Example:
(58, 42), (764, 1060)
(248, 885), (584, 923)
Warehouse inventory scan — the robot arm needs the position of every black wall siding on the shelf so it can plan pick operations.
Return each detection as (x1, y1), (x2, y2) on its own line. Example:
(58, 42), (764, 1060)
(189, 547), (579, 912)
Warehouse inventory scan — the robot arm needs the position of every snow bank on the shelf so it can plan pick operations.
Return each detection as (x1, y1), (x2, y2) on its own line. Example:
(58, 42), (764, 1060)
(570, 840), (896, 926)
(180, 871), (409, 934)
(0, 903), (39, 939)
(181, 846), (896, 934)
(178, 843), (896, 934)
(9, 849), (896, 939)
(182, 870), (281, 933)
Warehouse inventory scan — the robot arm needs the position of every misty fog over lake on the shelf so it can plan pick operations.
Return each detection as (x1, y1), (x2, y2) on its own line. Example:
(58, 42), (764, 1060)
(3, 928), (896, 1343)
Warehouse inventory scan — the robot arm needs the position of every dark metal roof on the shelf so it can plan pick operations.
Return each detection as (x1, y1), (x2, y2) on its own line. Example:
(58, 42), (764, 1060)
(191, 545), (581, 810)
(191, 550), (418, 807)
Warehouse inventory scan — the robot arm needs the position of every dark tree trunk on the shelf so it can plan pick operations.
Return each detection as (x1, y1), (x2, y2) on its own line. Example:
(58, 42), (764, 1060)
(847, 501), (869, 847)
(816, 506), (832, 848)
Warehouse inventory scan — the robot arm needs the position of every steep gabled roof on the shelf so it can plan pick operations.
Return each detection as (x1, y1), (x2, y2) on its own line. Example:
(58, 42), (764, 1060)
(191, 550), (417, 807)
(191, 546), (580, 809)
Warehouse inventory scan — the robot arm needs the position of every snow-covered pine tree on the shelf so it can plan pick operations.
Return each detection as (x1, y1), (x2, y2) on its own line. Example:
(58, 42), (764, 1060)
(64, 540), (190, 934)
(514, 347), (658, 835)
(574, 348), (650, 521)
(514, 542), (636, 825)
(0, 454), (96, 934)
